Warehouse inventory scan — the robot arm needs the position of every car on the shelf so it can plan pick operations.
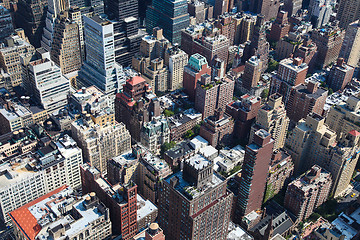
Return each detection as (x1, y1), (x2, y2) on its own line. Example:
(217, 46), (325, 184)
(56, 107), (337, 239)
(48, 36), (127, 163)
(351, 193), (356, 198)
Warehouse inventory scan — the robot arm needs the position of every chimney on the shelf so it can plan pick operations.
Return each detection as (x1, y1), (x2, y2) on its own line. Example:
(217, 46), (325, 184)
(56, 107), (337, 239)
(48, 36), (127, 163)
(337, 58), (344, 67)
(292, 57), (303, 66)
(307, 81), (318, 94)
(153, 27), (163, 40)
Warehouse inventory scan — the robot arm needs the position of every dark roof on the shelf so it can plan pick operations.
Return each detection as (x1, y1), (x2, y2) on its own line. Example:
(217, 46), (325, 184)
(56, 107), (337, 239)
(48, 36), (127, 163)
(164, 141), (194, 159)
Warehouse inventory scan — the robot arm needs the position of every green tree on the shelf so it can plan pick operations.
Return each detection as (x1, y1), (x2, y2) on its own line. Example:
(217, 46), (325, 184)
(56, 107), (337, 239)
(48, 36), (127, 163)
(161, 141), (176, 155)
(261, 88), (269, 99)
(266, 59), (279, 73)
(193, 124), (201, 135)
(184, 129), (195, 139)
(164, 109), (174, 117)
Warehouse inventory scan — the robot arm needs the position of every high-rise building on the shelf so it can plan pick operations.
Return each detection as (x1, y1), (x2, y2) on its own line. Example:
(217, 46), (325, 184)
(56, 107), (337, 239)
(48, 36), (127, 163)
(242, 15), (269, 72)
(0, 6), (14, 41)
(191, 34), (230, 68)
(0, 135), (82, 223)
(15, 0), (48, 47)
(326, 96), (360, 141)
(41, 0), (70, 51)
(214, 14), (236, 45)
(9, 186), (112, 240)
(234, 129), (274, 222)
(214, 0), (229, 18)
(226, 95), (261, 142)
(0, 35), (35, 87)
(284, 165), (332, 221)
(78, 15), (124, 96)
(308, 0), (333, 28)
(183, 53), (211, 101)
(165, 45), (188, 91)
(235, 13), (256, 45)
(249, 0), (281, 21)
(340, 21), (360, 68)
(200, 108), (234, 147)
(337, 0), (360, 29)
(269, 11), (290, 42)
(286, 81), (328, 123)
(104, 0), (146, 66)
(146, 0), (190, 44)
(141, 115), (170, 155)
(68, 6), (84, 60)
(115, 76), (160, 141)
(284, 0), (303, 16)
(24, 49), (70, 113)
(242, 55), (262, 91)
(81, 164), (138, 239)
(50, 14), (82, 74)
(264, 150), (294, 203)
(158, 154), (233, 240)
(71, 113), (131, 174)
(270, 57), (308, 103)
(293, 37), (318, 73)
(250, 94), (289, 150)
(285, 113), (337, 174)
(142, 58), (169, 93)
(276, 32), (304, 61)
(195, 74), (234, 119)
(311, 22), (345, 68)
(328, 58), (355, 92)
(137, 149), (172, 204)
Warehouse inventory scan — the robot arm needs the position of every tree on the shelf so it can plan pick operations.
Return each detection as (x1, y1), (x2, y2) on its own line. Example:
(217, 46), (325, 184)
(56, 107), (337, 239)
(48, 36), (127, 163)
(266, 59), (279, 73)
(164, 109), (174, 117)
(161, 141), (176, 155)
(193, 124), (201, 135)
(261, 88), (269, 99)
(184, 129), (195, 139)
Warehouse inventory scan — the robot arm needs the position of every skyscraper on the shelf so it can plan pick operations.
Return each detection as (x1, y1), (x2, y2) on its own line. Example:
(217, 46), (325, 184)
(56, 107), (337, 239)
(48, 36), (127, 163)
(308, 0), (333, 28)
(41, 0), (70, 51)
(234, 129), (274, 222)
(242, 15), (269, 73)
(328, 58), (355, 92)
(71, 113), (131, 174)
(242, 55), (261, 91)
(24, 49), (70, 113)
(0, 6), (14, 41)
(15, 0), (48, 47)
(337, 0), (360, 29)
(340, 20), (360, 68)
(78, 15), (124, 96)
(311, 21), (345, 68)
(158, 154), (233, 240)
(250, 94), (289, 151)
(183, 53), (211, 101)
(50, 14), (82, 74)
(165, 45), (188, 91)
(146, 0), (190, 44)
(284, 165), (332, 221)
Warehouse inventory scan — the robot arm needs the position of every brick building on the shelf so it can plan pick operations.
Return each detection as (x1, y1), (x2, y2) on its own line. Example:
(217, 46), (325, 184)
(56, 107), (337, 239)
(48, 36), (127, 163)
(183, 53), (211, 101)
(328, 58), (355, 92)
(226, 95), (261, 143)
(158, 154), (233, 240)
(234, 129), (274, 222)
(195, 74), (234, 119)
(311, 22), (345, 68)
(286, 81), (328, 123)
(284, 165), (332, 221)
(270, 57), (308, 103)
(269, 11), (290, 42)
(81, 164), (138, 239)
(115, 76), (160, 141)
(200, 108), (234, 147)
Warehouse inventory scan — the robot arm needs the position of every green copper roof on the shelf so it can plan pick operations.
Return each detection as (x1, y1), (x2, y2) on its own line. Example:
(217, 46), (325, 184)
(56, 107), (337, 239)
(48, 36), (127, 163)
(188, 53), (208, 71)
